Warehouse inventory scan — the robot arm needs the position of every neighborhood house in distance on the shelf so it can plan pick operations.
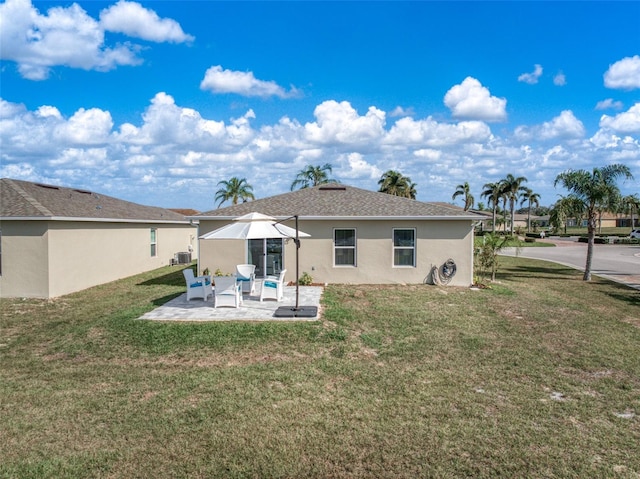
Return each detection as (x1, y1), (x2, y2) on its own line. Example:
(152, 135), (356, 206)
(194, 185), (481, 287)
(0, 178), (196, 299)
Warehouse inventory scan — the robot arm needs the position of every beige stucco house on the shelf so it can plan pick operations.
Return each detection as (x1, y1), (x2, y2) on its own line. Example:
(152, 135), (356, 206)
(0, 178), (196, 299)
(194, 185), (481, 287)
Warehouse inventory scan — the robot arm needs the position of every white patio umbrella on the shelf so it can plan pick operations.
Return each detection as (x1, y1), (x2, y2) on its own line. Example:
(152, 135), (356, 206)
(199, 212), (309, 240)
(199, 212), (316, 317)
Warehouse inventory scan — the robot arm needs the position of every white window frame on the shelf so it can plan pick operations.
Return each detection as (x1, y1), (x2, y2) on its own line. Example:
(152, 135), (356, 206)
(392, 228), (416, 268)
(333, 228), (357, 267)
(150, 228), (157, 257)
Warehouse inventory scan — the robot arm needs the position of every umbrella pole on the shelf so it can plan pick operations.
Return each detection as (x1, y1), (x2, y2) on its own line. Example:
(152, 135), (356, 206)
(295, 215), (300, 309)
(274, 214), (316, 318)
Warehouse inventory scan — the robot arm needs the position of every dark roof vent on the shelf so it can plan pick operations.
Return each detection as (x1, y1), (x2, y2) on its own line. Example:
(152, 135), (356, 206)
(319, 185), (346, 191)
(74, 189), (92, 195)
(36, 183), (60, 190)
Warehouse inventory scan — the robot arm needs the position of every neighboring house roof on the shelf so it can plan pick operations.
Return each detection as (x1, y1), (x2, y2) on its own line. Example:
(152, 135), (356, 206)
(195, 185), (482, 220)
(0, 178), (189, 223)
(469, 209), (493, 218)
(169, 208), (200, 216)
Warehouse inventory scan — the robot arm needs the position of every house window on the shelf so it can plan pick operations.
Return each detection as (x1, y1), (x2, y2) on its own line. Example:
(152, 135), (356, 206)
(334, 229), (356, 266)
(150, 228), (157, 257)
(393, 228), (416, 267)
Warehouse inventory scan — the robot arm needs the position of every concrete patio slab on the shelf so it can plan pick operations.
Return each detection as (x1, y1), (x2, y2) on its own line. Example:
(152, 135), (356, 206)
(139, 285), (323, 321)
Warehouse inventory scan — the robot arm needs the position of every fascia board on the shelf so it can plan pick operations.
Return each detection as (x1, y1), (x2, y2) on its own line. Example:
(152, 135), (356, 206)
(194, 215), (480, 221)
(0, 216), (192, 225)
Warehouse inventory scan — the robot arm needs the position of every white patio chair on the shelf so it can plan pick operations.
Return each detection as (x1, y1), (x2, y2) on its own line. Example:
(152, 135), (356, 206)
(183, 269), (212, 301)
(235, 264), (256, 295)
(214, 276), (242, 308)
(260, 269), (287, 302)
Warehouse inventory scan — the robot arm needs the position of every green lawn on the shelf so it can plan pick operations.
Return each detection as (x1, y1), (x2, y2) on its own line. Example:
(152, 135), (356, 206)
(474, 236), (555, 248)
(1, 258), (639, 478)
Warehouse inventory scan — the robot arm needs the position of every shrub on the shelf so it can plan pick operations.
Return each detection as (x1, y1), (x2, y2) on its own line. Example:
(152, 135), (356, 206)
(299, 271), (313, 286)
(577, 237), (607, 244)
(614, 237), (640, 245)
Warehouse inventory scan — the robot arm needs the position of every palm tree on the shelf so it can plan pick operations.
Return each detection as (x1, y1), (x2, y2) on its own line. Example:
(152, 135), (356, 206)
(475, 232), (512, 282)
(554, 164), (633, 281)
(621, 194), (640, 231)
(214, 177), (255, 207)
(520, 187), (541, 232)
(452, 182), (475, 211)
(290, 163), (337, 190)
(481, 182), (502, 232)
(500, 174), (528, 234)
(378, 170), (417, 199)
(549, 195), (584, 234)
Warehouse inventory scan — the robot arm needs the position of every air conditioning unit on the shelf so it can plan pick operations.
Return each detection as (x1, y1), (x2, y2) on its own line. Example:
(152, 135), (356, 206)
(174, 252), (192, 264)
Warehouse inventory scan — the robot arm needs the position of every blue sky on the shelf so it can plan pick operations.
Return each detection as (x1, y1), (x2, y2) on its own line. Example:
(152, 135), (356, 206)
(1, 0), (639, 212)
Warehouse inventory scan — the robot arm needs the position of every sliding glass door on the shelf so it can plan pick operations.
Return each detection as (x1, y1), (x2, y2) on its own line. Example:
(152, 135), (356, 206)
(247, 238), (283, 277)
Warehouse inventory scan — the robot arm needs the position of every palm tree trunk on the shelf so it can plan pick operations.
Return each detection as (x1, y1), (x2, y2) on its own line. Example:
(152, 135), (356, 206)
(492, 206), (497, 233)
(510, 201), (515, 235)
(584, 215), (596, 281)
(527, 203), (531, 233)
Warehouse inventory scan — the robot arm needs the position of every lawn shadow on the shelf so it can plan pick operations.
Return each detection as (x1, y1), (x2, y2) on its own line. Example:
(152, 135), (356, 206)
(497, 264), (579, 282)
(138, 266), (191, 287)
(595, 280), (640, 307)
(151, 292), (185, 307)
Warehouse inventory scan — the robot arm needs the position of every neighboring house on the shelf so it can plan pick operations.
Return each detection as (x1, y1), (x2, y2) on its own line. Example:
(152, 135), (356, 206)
(194, 185), (482, 287)
(471, 210), (549, 232)
(565, 212), (636, 229)
(0, 179), (196, 298)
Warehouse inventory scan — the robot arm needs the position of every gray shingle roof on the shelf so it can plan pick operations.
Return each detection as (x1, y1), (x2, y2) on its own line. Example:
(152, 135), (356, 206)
(1, 178), (188, 223)
(196, 185), (482, 219)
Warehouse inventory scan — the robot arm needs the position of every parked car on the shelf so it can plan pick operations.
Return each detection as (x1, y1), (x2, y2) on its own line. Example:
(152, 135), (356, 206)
(630, 229), (640, 239)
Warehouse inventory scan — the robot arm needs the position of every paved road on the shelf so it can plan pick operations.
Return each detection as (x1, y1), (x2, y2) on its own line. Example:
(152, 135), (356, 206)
(501, 238), (640, 290)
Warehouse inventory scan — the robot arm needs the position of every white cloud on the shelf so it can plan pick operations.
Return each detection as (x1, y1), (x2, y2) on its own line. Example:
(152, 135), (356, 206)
(599, 103), (640, 134)
(540, 110), (585, 140)
(338, 152), (382, 180)
(595, 99), (624, 111)
(0, 98), (27, 118)
(553, 71), (566, 86)
(36, 105), (62, 119)
(386, 116), (492, 147)
(55, 108), (114, 145)
(304, 100), (386, 146)
(443, 77), (507, 122)
(413, 149), (442, 162)
(515, 110), (585, 141)
(518, 64), (543, 84)
(99, 0), (194, 43)
(200, 65), (300, 99)
(541, 145), (574, 168)
(0, 0), (190, 80)
(604, 55), (640, 90)
(123, 92), (254, 149)
(1, 94), (638, 211)
(389, 106), (415, 117)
